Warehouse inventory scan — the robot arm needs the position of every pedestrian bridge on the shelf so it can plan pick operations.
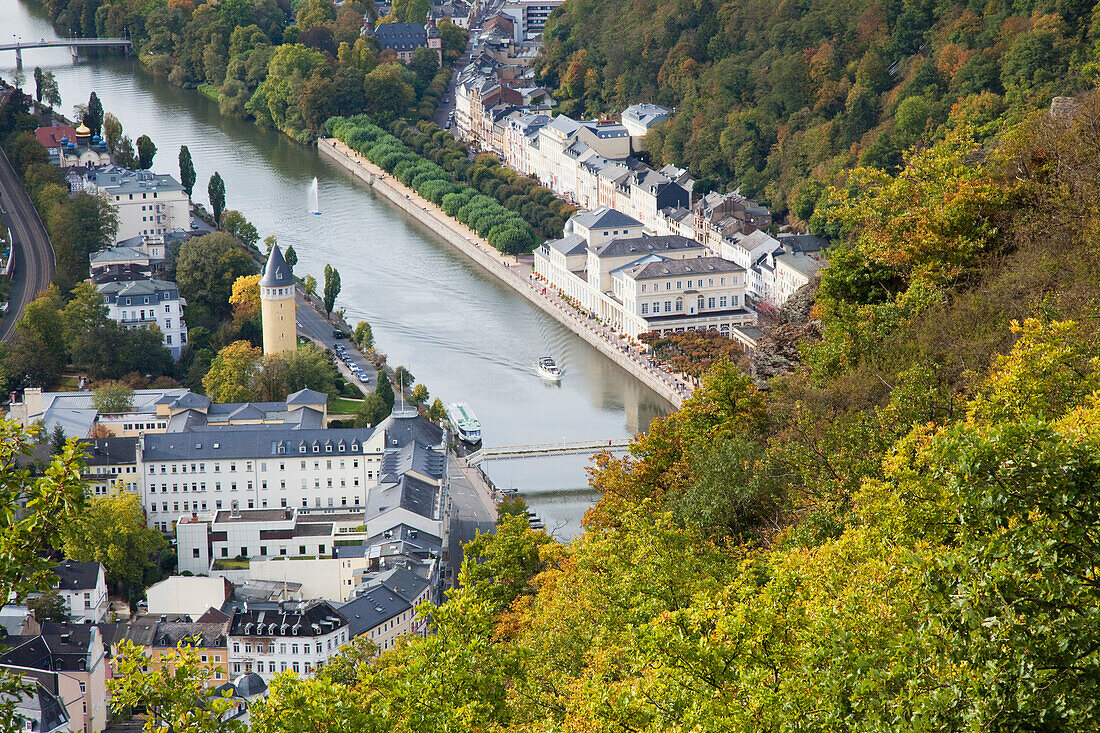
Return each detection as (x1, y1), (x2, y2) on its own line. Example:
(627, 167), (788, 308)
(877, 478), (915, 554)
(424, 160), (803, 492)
(466, 439), (632, 466)
(0, 39), (133, 68)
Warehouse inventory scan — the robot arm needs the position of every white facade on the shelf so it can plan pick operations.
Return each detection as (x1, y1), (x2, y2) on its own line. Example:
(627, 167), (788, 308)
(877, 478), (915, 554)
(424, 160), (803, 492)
(228, 601), (349, 680)
(250, 557), (369, 603)
(53, 561), (109, 624)
(139, 429), (387, 532)
(93, 169), (190, 243)
(99, 278), (188, 358)
(146, 576), (232, 617)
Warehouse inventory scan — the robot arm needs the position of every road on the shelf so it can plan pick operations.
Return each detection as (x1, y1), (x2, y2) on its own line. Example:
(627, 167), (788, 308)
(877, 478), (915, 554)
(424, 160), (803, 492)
(0, 145), (54, 344)
(294, 290), (378, 393)
(444, 455), (497, 587)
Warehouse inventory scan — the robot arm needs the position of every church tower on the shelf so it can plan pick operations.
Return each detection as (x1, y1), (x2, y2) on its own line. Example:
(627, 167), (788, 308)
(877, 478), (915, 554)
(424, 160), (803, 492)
(260, 244), (297, 356)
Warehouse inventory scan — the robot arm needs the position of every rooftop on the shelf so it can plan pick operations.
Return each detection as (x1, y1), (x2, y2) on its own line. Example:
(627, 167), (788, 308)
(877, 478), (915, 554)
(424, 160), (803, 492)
(570, 206), (642, 232)
(625, 256), (744, 280)
(593, 234), (702, 259)
(52, 560), (102, 592)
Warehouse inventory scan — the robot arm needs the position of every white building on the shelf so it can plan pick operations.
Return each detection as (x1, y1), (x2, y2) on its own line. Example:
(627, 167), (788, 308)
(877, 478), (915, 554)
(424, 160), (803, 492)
(619, 103), (670, 151)
(536, 208), (756, 338)
(227, 600), (349, 680)
(139, 426), (387, 532)
(499, 0), (566, 39)
(51, 560), (108, 624)
(89, 168), (190, 243)
(98, 278), (188, 358)
(146, 576), (234, 617)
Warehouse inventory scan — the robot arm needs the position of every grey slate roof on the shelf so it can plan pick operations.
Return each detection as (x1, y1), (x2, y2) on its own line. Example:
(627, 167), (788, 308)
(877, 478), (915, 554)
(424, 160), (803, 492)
(286, 389), (327, 406)
(97, 278), (178, 297)
(141, 427), (377, 461)
(775, 252), (825, 278)
(260, 244), (294, 288)
(52, 560), (101, 591)
(378, 412), (444, 450)
(547, 234), (588, 256)
(571, 206), (642, 231)
(621, 103), (670, 128)
(228, 600), (346, 638)
(593, 234), (702, 258)
(0, 624), (97, 672)
(12, 680), (69, 733)
(380, 442), (445, 482)
(366, 474), (439, 520)
(338, 585), (411, 638)
(368, 566), (430, 605)
(624, 256), (743, 280)
(83, 437), (138, 467)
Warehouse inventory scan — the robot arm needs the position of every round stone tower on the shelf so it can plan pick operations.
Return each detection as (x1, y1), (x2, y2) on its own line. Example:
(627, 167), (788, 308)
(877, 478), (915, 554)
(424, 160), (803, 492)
(260, 243), (297, 356)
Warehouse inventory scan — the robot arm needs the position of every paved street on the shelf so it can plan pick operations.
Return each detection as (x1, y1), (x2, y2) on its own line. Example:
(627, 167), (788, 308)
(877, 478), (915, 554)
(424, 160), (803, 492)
(294, 290), (378, 394)
(444, 454), (497, 587)
(0, 145), (54, 344)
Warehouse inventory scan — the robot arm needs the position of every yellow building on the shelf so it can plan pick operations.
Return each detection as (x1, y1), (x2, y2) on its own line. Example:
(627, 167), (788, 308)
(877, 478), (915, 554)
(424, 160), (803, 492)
(260, 244), (297, 355)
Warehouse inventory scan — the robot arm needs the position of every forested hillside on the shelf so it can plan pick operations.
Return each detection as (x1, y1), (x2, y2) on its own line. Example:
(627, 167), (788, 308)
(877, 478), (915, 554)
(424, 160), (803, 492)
(112, 92), (1100, 730)
(34, 0), (466, 140)
(536, 0), (1098, 218)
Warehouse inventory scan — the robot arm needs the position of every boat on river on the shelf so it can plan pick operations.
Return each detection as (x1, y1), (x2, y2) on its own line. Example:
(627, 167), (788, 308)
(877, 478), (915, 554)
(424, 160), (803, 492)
(536, 356), (561, 381)
(446, 401), (482, 445)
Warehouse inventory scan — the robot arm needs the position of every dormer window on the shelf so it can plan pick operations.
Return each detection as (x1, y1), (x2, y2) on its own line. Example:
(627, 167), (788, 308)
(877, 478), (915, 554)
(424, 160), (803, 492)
(299, 445), (306, 453)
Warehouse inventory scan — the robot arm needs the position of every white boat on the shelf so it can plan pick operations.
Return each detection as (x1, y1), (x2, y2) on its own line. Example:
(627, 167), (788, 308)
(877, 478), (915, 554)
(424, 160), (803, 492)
(446, 401), (482, 444)
(536, 356), (561, 381)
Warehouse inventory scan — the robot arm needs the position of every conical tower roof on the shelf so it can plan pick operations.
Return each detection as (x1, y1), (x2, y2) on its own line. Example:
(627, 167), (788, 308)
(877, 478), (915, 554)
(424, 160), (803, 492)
(260, 243), (294, 287)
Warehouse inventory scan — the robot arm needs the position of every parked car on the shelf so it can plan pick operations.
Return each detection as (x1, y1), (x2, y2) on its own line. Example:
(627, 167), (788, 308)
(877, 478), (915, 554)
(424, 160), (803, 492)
(333, 329), (347, 339)
(358, 373), (370, 384)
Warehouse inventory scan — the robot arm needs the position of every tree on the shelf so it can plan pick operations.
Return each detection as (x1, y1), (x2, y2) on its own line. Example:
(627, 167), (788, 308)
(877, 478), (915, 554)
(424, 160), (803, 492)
(84, 91), (104, 136)
(220, 210), (259, 248)
(103, 113), (123, 153)
(354, 393), (391, 427)
(353, 320), (373, 349)
(50, 424), (66, 455)
(208, 171), (226, 223)
(428, 397), (447, 422)
(202, 340), (262, 402)
(111, 641), (245, 733)
(303, 274), (318, 298)
(393, 365), (414, 390)
(255, 344), (338, 401)
(92, 381), (135, 414)
(33, 67), (60, 108)
(229, 274), (261, 320)
(323, 263), (341, 316)
(27, 587), (69, 623)
(174, 232), (257, 323)
(408, 46), (439, 85)
(136, 134), (157, 169)
(178, 145), (196, 198)
(114, 135), (137, 168)
(3, 286), (65, 389)
(375, 372), (395, 409)
(284, 245), (297, 267)
(411, 383), (428, 403)
(59, 492), (168, 590)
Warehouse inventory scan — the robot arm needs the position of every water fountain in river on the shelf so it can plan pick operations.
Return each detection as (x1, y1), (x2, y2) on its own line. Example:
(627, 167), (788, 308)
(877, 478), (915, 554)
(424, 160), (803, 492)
(308, 176), (320, 214)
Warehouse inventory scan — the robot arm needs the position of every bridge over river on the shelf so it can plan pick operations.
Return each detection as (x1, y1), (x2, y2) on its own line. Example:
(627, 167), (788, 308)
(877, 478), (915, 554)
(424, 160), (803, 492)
(466, 439), (633, 467)
(0, 38), (132, 68)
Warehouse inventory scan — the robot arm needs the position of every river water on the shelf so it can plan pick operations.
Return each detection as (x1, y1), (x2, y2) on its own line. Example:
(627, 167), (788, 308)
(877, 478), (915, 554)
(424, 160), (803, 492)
(1, 0), (671, 539)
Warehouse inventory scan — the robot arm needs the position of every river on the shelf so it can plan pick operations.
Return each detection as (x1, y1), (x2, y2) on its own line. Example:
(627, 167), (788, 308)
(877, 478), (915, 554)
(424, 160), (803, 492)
(1, 0), (671, 539)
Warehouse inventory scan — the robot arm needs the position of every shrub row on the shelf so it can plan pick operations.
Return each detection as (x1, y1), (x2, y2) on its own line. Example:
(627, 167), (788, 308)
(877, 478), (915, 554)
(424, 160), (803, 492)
(387, 119), (577, 240)
(328, 115), (538, 254)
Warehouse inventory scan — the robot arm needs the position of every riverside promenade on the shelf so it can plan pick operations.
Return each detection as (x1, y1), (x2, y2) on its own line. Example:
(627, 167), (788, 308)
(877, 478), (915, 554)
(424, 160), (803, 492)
(318, 137), (693, 409)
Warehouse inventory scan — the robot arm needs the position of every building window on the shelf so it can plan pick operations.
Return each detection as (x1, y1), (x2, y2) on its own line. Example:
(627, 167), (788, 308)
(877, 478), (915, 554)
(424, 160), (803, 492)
(708, 297), (716, 309)
(640, 302), (648, 315)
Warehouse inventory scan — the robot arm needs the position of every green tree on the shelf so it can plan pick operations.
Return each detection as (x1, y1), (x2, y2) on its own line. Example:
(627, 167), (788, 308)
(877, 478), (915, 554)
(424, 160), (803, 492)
(323, 263), (341, 316)
(208, 171), (226, 223)
(114, 135), (137, 168)
(375, 372), (395, 410)
(27, 587), (69, 623)
(3, 286), (66, 389)
(202, 340), (262, 402)
(354, 393), (391, 427)
(411, 383), (428, 403)
(178, 145), (196, 198)
(461, 512), (557, 612)
(91, 381), (135, 414)
(103, 113), (123, 153)
(111, 641), (245, 733)
(136, 134), (157, 170)
(59, 492), (168, 590)
(408, 46), (439, 85)
(353, 320), (373, 349)
(428, 397), (446, 422)
(393, 365), (414, 390)
(255, 344), (339, 401)
(220, 210), (259, 248)
(174, 232), (257, 323)
(33, 67), (60, 108)
(303, 274), (318, 298)
(50, 424), (66, 455)
(83, 91), (104, 136)
(283, 244), (297, 267)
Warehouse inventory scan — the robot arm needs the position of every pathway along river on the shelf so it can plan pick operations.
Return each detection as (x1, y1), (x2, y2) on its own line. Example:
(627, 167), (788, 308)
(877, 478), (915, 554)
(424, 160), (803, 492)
(2, 0), (672, 540)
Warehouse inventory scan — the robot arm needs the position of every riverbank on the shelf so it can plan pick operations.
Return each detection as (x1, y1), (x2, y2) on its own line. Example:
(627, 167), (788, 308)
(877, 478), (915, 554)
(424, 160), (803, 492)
(318, 137), (692, 409)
